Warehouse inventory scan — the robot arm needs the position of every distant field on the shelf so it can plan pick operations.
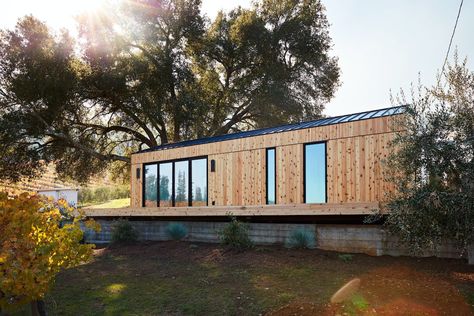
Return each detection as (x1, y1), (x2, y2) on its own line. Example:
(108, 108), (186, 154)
(88, 198), (130, 209)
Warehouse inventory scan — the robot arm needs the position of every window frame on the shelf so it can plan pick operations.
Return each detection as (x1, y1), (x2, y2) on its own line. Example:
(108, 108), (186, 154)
(172, 159), (190, 207)
(159, 161), (174, 207)
(142, 163), (158, 207)
(265, 147), (277, 205)
(190, 157), (209, 207)
(142, 156), (208, 207)
(303, 141), (328, 204)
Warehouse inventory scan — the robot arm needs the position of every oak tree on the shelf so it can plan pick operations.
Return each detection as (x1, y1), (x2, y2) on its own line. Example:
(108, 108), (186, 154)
(0, 0), (339, 182)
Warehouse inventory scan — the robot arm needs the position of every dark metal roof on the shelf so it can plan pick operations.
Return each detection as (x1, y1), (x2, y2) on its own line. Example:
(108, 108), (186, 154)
(135, 105), (405, 154)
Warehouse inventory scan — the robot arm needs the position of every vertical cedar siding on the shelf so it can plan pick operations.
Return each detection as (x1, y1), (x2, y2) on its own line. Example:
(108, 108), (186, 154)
(130, 109), (404, 208)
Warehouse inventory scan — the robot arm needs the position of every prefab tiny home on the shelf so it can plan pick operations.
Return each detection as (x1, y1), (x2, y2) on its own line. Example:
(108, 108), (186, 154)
(115, 106), (404, 218)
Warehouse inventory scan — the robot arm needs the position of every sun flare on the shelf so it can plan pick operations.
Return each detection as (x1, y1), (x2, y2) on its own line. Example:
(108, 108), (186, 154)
(47, 0), (107, 15)
(6, 0), (109, 32)
(71, 0), (107, 13)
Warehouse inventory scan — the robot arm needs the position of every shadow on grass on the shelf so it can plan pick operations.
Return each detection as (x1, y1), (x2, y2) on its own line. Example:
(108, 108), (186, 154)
(49, 243), (277, 315)
(46, 241), (474, 316)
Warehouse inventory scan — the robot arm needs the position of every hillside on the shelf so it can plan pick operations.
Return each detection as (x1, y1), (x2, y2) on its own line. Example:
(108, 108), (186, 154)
(0, 164), (114, 195)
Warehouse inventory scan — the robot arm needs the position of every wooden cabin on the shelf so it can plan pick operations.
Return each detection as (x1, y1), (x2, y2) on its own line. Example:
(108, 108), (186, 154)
(88, 106), (404, 217)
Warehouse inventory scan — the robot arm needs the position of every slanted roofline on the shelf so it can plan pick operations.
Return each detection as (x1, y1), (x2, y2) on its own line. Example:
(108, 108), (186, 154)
(135, 105), (405, 154)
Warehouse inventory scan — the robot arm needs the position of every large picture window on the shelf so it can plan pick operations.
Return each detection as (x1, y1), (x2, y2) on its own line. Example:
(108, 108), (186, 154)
(174, 160), (189, 207)
(143, 157), (207, 207)
(159, 162), (172, 207)
(304, 143), (326, 203)
(266, 148), (276, 204)
(191, 158), (207, 206)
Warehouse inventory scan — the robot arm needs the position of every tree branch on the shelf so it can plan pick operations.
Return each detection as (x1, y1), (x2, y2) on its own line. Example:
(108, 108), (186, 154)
(73, 120), (153, 147)
(46, 132), (130, 163)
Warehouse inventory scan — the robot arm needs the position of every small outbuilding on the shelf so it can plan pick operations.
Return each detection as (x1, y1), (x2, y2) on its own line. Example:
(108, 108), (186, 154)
(37, 188), (79, 207)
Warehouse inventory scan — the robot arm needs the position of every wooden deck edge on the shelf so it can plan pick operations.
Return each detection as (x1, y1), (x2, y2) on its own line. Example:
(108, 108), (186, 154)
(83, 202), (383, 217)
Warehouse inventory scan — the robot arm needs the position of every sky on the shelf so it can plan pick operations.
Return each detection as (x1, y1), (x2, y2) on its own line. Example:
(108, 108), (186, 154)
(1, 0), (473, 116)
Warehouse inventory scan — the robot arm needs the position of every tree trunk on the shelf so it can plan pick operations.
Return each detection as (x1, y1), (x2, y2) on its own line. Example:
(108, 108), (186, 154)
(469, 243), (474, 265)
(173, 117), (181, 142)
(30, 300), (47, 316)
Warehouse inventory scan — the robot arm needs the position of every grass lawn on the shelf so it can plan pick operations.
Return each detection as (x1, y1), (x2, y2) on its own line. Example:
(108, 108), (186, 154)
(87, 198), (130, 209)
(42, 242), (474, 315)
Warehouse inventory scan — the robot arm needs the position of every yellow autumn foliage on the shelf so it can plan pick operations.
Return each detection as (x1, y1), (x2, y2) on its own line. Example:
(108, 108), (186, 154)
(0, 192), (100, 311)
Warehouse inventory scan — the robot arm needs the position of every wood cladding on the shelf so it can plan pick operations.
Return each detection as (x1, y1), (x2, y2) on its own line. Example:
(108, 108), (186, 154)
(130, 116), (401, 208)
(208, 148), (266, 206)
(85, 202), (382, 217)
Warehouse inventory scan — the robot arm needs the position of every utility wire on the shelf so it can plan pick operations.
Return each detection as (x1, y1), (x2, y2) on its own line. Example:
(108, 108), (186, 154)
(440, 0), (464, 79)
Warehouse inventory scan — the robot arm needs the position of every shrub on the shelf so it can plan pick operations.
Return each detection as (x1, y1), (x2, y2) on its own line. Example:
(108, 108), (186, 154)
(338, 254), (354, 262)
(344, 293), (370, 314)
(111, 219), (138, 243)
(166, 223), (188, 240)
(218, 216), (253, 250)
(78, 187), (93, 205)
(386, 60), (474, 253)
(78, 185), (131, 206)
(113, 185), (130, 199)
(0, 193), (99, 313)
(94, 187), (111, 203)
(285, 228), (315, 249)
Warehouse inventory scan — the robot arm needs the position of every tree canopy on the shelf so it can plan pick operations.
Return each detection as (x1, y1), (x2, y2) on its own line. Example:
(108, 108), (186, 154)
(385, 56), (474, 253)
(0, 0), (340, 182)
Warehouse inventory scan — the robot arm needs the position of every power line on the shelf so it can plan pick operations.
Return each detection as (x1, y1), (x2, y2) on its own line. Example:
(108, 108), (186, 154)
(440, 0), (464, 78)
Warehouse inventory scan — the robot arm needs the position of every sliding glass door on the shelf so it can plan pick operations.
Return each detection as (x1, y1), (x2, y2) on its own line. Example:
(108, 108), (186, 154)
(174, 160), (189, 207)
(143, 157), (207, 207)
(143, 164), (157, 207)
(159, 162), (173, 207)
(191, 158), (207, 206)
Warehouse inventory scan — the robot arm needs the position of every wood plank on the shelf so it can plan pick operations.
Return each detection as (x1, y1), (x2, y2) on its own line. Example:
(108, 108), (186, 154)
(83, 202), (382, 217)
(132, 116), (403, 164)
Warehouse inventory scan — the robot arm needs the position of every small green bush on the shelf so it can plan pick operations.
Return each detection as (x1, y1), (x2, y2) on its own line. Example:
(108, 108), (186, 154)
(78, 185), (131, 206)
(114, 185), (130, 199)
(285, 228), (315, 249)
(338, 254), (354, 262)
(166, 223), (188, 240)
(218, 216), (253, 250)
(111, 219), (138, 243)
(344, 293), (370, 314)
(78, 187), (93, 204)
(94, 187), (111, 203)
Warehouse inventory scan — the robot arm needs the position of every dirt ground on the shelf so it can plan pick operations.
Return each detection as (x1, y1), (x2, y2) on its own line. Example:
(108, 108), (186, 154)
(50, 241), (474, 315)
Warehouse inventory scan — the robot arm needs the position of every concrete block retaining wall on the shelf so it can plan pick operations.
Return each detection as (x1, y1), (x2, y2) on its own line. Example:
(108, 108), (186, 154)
(469, 244), (474, 265)
(83, 220), (466, 261)
(316, 225), (462, 259)
(83, 220), (315, 245)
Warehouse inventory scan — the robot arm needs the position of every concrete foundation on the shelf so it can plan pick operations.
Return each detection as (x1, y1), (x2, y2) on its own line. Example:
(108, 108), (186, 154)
(316, 225), (461, 258)
(83, 220), (464, 261)
(469, 244), (474, 265)
(83, 220), (315, 245)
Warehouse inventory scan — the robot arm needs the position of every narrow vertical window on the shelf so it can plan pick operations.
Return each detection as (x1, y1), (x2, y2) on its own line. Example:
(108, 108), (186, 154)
(174, 160), (189, 207)
(144, 164), (157, 207)
(304, 143), (326, 203)
(266, 148), (276, 204)
(159, 162), (172, 207)
(191, 158), (207, 206)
